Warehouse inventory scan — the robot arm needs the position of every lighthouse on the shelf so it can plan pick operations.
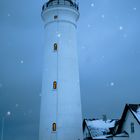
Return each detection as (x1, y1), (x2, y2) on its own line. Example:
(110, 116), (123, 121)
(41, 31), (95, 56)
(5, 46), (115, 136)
(39, 0), (83, 140)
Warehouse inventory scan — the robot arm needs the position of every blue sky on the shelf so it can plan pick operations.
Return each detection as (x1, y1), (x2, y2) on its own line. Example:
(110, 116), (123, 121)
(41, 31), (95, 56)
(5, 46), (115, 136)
(0, 0), (140, 139)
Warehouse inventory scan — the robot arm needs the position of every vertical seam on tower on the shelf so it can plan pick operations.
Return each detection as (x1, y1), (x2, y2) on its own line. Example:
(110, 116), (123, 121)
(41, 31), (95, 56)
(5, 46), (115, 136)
(56, 8), (59, 140)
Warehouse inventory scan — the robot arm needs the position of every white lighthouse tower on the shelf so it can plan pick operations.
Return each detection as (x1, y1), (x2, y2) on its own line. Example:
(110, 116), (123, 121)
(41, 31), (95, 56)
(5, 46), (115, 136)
(39, 0), (83, 140)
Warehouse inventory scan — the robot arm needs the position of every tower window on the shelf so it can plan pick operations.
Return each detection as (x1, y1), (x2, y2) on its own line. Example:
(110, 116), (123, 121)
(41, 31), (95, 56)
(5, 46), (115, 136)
(52, 123), (56, 131)
(54, 43), (58, 51)
(54, 15), (58, 19)
(53, 81), (57, 89)
(42, 5), (45, 11)
(131, 122), (135, 133)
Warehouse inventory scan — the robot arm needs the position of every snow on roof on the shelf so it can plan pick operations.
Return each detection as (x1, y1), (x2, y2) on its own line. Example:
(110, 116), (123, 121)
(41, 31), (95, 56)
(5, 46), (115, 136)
(132, 106), (140, 122)
(85, 119), (116, 139)
(86, 119), (115, 129)
(127, 104), (140, 123)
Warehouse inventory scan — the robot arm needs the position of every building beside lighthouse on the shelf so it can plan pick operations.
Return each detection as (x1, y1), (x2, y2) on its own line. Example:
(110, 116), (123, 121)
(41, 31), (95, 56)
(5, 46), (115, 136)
(39, 0), (83, 140)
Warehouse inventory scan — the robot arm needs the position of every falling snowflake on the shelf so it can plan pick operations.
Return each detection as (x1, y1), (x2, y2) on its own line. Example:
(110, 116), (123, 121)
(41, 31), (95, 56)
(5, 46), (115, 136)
(15, 104), (19, 107)
(7, 13), (11, 17)
(119, 26), (123, 30)
(101, 55), (105, 59)
(101, 14), (105, 18)
(133, 7), (137, 11)
(110, 82), (115, 86)
(88, 24), (91, 28)
(20, 60), (24, 64)
(7, 111), (11, 116)
(91, 3), (95, 7)
(57, 33), (61, 38)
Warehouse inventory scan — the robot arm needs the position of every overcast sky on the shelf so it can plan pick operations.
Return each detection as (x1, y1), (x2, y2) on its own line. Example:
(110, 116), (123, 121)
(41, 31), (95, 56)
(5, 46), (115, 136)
(0, 0), (140, 139)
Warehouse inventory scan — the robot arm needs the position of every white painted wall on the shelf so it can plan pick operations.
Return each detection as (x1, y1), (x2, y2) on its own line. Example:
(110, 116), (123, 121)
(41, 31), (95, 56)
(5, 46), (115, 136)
(121, 110), (140, 140)
(114, 110), (140, 140)
(39, 4), (83, 140)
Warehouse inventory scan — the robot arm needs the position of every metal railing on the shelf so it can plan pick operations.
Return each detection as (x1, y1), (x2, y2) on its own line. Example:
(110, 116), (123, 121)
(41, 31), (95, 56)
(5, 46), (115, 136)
(42, 0), (79, 11)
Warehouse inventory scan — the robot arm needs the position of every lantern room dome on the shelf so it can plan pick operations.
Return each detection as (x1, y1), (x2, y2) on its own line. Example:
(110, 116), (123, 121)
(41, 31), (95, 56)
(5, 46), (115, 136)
(42, 0), (79, 12)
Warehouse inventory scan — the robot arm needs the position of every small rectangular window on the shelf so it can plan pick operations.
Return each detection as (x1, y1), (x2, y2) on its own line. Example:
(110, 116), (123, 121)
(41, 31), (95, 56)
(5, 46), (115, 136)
(53, 81), (57, 89)
(42, 5), (45, 11)
(54, 43), (58, 51)
(52, 123), (56, 131)
(131, 122), (134, 133)
(54, 15), (58, 19)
